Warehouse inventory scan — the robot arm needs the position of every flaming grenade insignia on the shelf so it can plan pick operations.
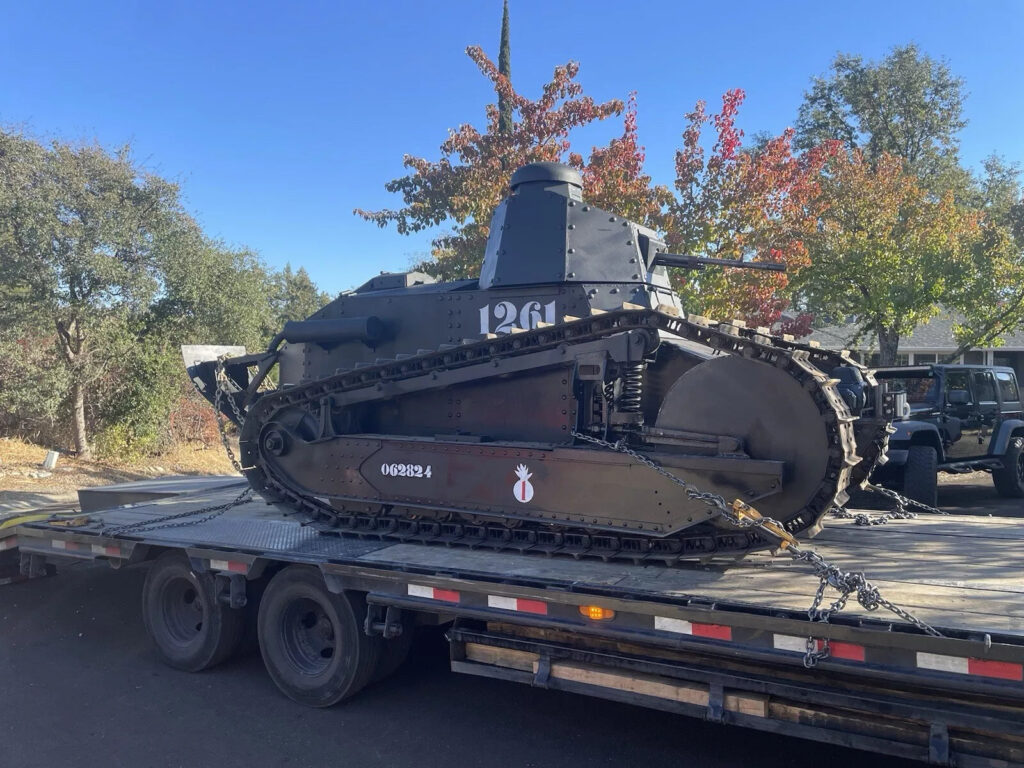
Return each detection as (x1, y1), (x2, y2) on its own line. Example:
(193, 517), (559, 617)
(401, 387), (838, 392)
(513, 464), (534, 503)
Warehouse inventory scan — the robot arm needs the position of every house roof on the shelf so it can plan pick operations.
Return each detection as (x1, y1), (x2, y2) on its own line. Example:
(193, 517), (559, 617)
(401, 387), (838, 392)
(805, 311), (1024, 351)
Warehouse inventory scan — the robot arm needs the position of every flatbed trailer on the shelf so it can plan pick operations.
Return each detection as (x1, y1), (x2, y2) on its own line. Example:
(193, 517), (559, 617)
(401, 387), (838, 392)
(3, 478), (1024, 766)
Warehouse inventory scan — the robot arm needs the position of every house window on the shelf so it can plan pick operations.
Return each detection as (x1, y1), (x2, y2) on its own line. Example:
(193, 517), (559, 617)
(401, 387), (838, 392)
(895, 354), (909, 366)
(963, 351), (984, 364)
(912, 353), (937, 364)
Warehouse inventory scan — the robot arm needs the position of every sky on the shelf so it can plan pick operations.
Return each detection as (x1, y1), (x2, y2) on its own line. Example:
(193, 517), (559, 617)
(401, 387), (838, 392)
(2, 0), (1022, 294)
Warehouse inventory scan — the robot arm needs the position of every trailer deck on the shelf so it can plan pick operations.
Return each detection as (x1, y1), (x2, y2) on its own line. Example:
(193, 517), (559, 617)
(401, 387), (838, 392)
(4, 479), (1024, 765)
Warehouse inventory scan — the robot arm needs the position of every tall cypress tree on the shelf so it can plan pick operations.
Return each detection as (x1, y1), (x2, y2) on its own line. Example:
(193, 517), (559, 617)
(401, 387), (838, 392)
(497, 0), (512, 134)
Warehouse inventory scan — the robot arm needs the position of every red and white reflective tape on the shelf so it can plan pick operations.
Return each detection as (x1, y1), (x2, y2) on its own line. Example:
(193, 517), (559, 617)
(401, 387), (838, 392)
(408, 584), (460, 603)
(655, 616), (732, 641)
(48, 539), (121, 556)
(209, 559), (248, 573)
(487, 594), (548, 615)
(774, 634), (865, 662)
(917, 652), (1023, 681)
(0, 536), (17, 552)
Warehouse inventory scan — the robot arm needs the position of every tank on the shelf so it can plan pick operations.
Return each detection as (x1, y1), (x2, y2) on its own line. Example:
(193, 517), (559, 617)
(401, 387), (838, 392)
(185, 162), (893, 562)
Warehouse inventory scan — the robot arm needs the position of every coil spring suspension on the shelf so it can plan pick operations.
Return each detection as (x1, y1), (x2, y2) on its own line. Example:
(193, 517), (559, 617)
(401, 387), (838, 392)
(618, 362), (645, 412)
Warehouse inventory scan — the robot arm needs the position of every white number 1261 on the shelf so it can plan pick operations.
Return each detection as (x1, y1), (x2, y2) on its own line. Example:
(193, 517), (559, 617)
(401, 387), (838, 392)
(479, 300), (556, 335)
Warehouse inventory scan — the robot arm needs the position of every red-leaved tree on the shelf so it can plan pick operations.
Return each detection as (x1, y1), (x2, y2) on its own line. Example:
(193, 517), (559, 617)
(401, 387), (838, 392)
(664, 89), (839, 333)
(570, 93), (671, 228)
(356, 47), (626, 280)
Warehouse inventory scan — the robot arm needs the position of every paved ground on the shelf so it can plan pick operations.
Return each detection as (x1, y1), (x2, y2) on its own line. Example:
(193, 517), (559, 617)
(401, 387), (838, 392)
(936, 473), (1023, 515)
(845, 472), (1023, 516)
(0, 561), (920, 768)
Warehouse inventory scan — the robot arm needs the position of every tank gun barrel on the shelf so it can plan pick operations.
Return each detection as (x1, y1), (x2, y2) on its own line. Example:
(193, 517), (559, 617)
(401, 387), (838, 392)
(652, 253), (786, 273)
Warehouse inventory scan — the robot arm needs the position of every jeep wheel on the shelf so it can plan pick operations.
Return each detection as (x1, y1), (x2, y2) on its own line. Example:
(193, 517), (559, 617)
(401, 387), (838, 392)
(993, 437), (1024, 499)
(903, 445), (938, 507)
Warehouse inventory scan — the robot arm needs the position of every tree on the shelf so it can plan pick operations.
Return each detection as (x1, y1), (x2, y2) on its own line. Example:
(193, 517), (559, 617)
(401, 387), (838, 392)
(942, 156), (1024, 358)
(662, 89), (838, 331)
(355, 46), (624, 280)
(497, 0), (512, 135)
(0, 130), (183, 457)
(150, 220), (281, 354)
(793, 150), (983, 364)
(569, 93), (671, 227)
(273, 264), (331, 326)
(795, 44), (968, 193)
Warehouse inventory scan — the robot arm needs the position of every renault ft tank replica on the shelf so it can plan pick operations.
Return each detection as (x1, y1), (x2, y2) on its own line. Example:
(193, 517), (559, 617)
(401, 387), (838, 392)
(185, 162), (894, 562)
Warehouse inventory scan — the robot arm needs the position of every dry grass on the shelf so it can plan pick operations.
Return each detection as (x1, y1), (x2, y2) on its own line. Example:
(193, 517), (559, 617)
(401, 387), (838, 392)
(0, 436), (238, 494)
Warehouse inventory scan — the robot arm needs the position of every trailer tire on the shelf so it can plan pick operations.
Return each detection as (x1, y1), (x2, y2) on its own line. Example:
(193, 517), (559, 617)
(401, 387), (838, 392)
(993, 437), (1024, 498)
(142, 552), (244, 672)
(258, 566), (381, 707)
(903, 445), (938, 507)
(372, 619), (415, 683)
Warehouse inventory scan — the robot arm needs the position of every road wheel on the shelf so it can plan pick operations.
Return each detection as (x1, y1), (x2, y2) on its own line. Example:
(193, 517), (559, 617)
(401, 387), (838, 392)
(993, 437), (1024, 498)
(142, 552), (244, 672)
(258, 566), (381, 706)
(903, 445), (938, 507)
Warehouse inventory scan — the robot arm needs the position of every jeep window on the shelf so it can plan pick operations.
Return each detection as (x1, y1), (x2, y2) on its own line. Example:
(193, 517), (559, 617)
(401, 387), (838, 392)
(885, 375), (937, 404)
(973, 371), (998, 403)
(945, 371), (972, 403)
(996, 371), (1020, 403)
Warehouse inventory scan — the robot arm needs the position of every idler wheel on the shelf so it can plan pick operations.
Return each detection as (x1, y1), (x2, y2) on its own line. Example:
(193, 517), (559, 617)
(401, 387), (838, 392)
(655, 354), (831, 520)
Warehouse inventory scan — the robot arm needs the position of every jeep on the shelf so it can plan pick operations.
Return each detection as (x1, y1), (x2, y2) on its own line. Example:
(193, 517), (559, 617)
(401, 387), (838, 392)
(868, 365), (1024, 506)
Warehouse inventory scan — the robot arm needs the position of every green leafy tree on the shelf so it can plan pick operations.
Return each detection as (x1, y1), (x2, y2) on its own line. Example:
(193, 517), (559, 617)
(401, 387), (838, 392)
(498, 0), (512, 135)
(793, 151), (985, 364)
(942, 156), (1024, 358)
(796, 44), (969, 192)
(273, 264), (330, 326)
(0, 130), (182, 457)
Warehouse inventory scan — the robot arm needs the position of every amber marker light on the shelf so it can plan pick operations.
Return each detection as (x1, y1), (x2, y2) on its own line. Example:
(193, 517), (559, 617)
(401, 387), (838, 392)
(579, 604), (616, 621)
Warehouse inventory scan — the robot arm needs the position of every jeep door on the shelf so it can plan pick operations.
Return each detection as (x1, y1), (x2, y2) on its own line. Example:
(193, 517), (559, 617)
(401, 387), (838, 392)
(943, 370), (987, 460)
(970, 370), (1001, 457)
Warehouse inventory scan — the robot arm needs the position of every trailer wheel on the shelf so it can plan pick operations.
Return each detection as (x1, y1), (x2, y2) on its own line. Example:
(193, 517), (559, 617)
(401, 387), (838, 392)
(372, 618), (415, 682)
(902, 445), (938, 507)
(142, 552), (244, 672)
(993, 437), (1024, 498)
(258, 566), (381, 707)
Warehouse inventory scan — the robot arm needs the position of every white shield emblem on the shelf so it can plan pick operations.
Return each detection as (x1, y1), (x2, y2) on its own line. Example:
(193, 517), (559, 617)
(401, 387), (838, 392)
(513, 464), (534, 503)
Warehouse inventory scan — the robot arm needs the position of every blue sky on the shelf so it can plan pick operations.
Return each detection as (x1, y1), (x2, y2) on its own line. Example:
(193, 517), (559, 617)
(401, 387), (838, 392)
(2, 0), (1022, 294)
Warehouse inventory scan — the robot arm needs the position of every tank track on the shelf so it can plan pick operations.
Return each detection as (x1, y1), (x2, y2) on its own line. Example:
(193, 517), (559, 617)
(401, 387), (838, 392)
(237, 305), (886, 564)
